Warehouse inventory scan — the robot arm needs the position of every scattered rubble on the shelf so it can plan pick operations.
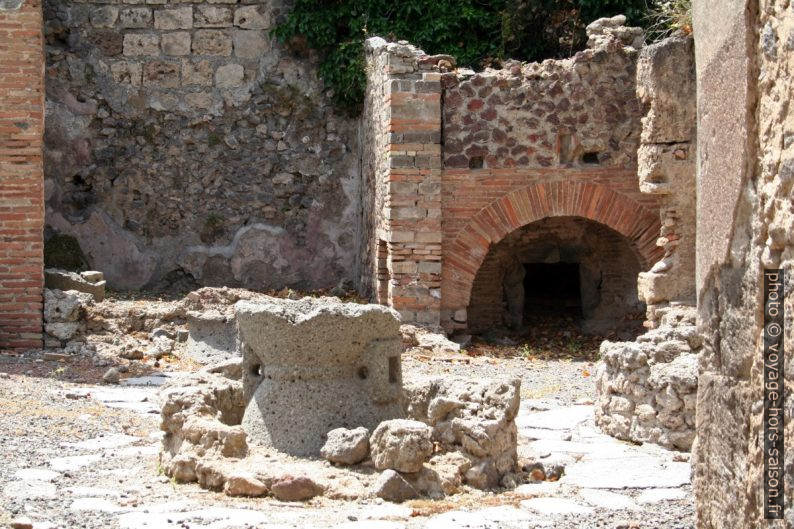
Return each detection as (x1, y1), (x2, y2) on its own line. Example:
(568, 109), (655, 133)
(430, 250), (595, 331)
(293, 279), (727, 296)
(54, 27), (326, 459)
(369, 420), (433, 473)
(43, 288), (93, 346)
(321, 427), (370, 466)
(44, 269), (106, 302)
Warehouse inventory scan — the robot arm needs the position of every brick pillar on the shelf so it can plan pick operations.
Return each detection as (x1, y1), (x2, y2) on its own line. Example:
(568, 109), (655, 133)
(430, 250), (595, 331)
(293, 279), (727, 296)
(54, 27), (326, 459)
(365, 39), (444, 325)
(0, 0), (45, 350)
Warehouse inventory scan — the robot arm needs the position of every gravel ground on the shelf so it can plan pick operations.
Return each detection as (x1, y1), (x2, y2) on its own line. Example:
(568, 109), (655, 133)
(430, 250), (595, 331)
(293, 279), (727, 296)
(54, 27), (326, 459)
(404, 353), (597, 406)
(0, 347), (694, 529)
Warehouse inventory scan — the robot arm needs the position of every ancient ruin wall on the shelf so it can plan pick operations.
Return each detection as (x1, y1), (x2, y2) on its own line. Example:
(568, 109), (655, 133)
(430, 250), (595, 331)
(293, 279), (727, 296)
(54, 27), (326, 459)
(693, 0), (793, 527)
(359, 20), (665, 329)
(360, 38), (444, 325)
(0, 0), (45, 350)
(593, 35), (699, 452)
(635, 35), (697, 327)
(42, 0), (360, 292)
(439, 19), (662, 331)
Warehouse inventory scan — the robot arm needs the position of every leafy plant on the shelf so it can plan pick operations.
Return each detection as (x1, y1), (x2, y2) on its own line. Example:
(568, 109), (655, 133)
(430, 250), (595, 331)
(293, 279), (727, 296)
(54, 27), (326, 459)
(273, 0), (655, 113)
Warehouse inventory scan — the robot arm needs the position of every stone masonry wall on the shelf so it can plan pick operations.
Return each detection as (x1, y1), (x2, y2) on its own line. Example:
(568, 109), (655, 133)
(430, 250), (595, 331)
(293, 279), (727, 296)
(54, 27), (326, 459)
(635, 35), (697, 328)
(439, 17), (661, 332)
(442, 18), (643, 172)
(42, 0), (360, 291)
(0, 0), (46, 350)
(361, 38), (445, 325)
(693, 0), (793, 527)
(360, 19), (664, 329)
(593, 34), (699, 452)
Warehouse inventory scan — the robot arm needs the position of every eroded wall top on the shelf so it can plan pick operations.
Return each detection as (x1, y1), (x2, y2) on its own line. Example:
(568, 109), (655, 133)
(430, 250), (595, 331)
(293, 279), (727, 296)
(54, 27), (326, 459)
(442, 16), (644, 171)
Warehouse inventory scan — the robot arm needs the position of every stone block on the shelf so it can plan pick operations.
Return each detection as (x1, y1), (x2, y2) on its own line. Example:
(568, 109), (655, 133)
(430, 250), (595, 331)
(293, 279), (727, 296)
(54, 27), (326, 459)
(185, 92), (213, 110)
(181, 59), (213, 86)
(154, 7), (193, 30)
(110, 61), (142, 86)
(320, 427), (370, 465)
(90, 6), (118, 28)
(123, 33), (159, 56)
(118, 7), (151, 28)
(214, 63), (244, 88)
(194, 5), (232, 28)
(233, 5), (269, 29)
(390, 261), (417, 274)
(161, 32), (191, 56)
(186, 310), (238, 364)
(369, 419), (433, 473)
(143, 60), (180, 88)
(232, 30), (268, 60)
(417, 261), (441, 275)
(44, 269), (105, 302)
(236, 297), (403, 456)
(43, 287), (92, 323)
(193, 29), (232, 56)
(87, 29), (124, 56)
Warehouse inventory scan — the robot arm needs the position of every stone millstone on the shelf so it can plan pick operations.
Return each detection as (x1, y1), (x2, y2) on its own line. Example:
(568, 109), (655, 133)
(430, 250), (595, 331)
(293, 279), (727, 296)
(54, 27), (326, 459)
(237, 296), (404, 456)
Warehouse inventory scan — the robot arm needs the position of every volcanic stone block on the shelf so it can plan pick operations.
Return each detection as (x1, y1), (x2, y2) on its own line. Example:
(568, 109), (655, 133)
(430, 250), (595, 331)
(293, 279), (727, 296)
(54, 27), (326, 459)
(236, 297), (404, 456)
(186, 310), (238, 364)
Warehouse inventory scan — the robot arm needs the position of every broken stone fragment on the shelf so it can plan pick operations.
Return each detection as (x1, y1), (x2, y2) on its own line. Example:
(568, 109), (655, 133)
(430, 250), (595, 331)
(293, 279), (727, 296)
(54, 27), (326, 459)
(373, 469), (419, 502)
(45, 269), (105, 301)
(223, 472), (268, 497)
(369, 419), (433, 473)
(102, 367), (120, 384)
(320, 427), (370, 465)
(270, 475), (323, 502)
(44, 288), (92, 324)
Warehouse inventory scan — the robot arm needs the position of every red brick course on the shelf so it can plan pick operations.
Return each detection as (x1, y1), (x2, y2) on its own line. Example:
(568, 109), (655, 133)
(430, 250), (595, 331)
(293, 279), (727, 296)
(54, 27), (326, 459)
(0, 0), (45, 350)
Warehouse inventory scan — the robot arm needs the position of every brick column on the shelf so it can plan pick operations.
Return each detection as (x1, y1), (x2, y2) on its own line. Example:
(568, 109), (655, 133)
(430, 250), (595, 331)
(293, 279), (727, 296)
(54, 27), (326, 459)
(0, 0), (45, 350)
(364, 39), (445, 325)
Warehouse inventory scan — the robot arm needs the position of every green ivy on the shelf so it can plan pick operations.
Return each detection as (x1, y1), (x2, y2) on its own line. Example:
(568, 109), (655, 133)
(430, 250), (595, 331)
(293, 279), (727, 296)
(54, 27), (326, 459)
(274, 0), (653, 114)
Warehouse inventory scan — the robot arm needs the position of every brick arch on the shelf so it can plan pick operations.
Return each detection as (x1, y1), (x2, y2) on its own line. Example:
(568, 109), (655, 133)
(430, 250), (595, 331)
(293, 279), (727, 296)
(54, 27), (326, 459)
(442, 181), (662, 310)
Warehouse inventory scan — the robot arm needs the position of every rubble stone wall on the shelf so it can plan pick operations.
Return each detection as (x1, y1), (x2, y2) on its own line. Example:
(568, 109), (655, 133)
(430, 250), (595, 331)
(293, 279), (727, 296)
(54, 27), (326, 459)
(0, 0), (45, 350)
(693, 0), (793, 527)
(438, 18), (661, 331)
(595, 305), (701, 451)
(42, 0), (361, 292)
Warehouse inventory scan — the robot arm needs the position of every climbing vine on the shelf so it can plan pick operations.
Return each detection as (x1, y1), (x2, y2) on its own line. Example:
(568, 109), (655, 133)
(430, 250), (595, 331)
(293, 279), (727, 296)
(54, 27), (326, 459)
(273, 0), (653, 113)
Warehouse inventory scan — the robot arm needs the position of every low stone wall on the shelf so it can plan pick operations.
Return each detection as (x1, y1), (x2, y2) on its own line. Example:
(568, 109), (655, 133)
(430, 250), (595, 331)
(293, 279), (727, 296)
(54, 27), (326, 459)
(595, 305), (700, 450)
